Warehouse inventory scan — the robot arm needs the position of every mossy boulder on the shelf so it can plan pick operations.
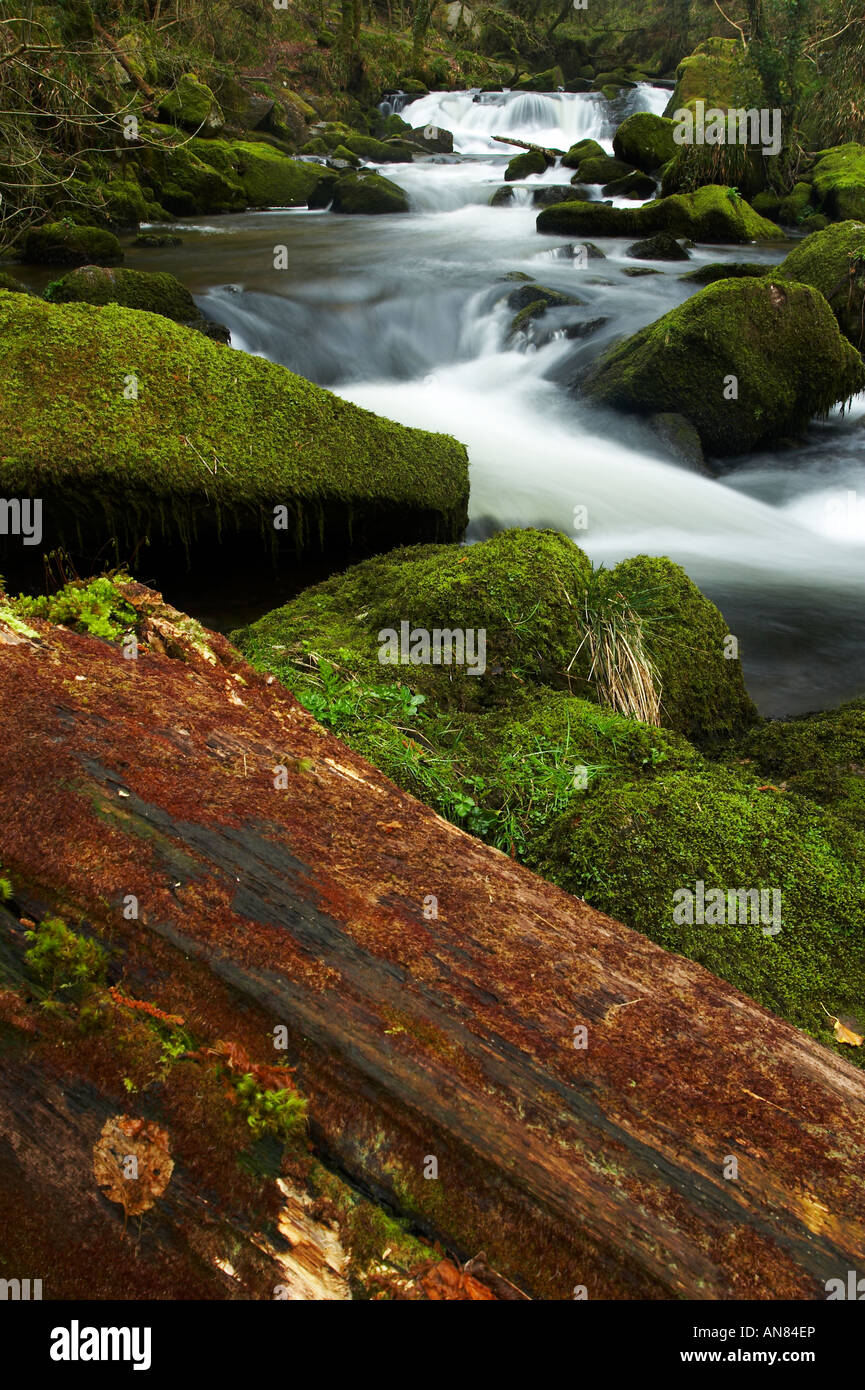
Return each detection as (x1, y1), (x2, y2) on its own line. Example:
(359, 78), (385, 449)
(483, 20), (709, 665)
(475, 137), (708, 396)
(809, 145), (865, 223)
(19, 223), (123, 267)
(44, 266), (199, 325)
(612, 112), (677, 173)
(562, 138), (605, 170)
(504, 149), (548, 181)
(537, 187), (783, 243)
(663, 38), (742, 115)
(133, 233), (183, 248)
(135, 127), (244, 214)
(605, 554), (756, 742)
(774, 220), (865, 348)
(0, 293), (468, 571)
(678, 261), (768, 284)
(576, 155), (635, 184)
(235, 529), (594, 713)
(223, 142), (322, 208)
(331, 172), (409, 214)
(529, 760), (865, 1044)
(158, 74), (224, 135)
(344, 134), (411, 164)
(581, 277), (865, 457)
(603, 171), (657, 200)
(626, 233), (689, 261)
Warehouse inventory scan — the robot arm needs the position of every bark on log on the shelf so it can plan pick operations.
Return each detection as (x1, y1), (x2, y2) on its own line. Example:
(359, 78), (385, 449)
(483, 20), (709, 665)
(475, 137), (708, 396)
(491, 134), (565, 157)
(0, 583), (863, 1300)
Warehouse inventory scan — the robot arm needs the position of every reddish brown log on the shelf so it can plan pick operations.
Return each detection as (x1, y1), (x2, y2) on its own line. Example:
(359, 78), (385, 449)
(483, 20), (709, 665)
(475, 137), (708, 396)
(0, 583), (863, 1300)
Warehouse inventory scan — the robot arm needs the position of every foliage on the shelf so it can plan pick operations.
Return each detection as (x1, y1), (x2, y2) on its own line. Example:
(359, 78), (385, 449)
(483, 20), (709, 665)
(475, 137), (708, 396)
(13, 577), (138, 643)
(233, 1072), (308, 1144)
(24, 916), (108, 993)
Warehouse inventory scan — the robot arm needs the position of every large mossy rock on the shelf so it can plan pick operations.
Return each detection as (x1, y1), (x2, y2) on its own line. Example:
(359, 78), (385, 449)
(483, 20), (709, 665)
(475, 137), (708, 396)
(528, 759), (865, 1043)
(581, 277), (865, 457)
(135, 126), (245, 214)
(505, 149), (548, 181)
(44, 266), (198, 324)
(575, 154), (635, 184)
(19, 222), (123, 267)
(663, 38), (743, 115)
(343, 133), (412, 164)
(221, 141), (322, 207)
(234, 528), (755, 741)
(612, 112), (677, 173)
(562, 138), (605, 169)
(808, 145), (865, 223)
(331, 172), (409, 214)
(0, 293), (468, 572)
(774, 220), (865, 347)
(537, 186), (783, 243)
(158, 73), (224, 135)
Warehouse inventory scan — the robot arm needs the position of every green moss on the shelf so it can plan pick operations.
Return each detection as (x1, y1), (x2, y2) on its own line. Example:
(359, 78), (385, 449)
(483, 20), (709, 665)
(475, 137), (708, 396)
(665, 37), (745, 112)
(45, 266), (198, 323)
(737, 700), (865, 830)
(678, 261), (768, 284)
(604, 555), (757, 743)
(25, 917), (108, 995)
(505, 150), (548, 181)
(0, 272), (28, 294)
(809, 145), (865, 223)
(528, 763), (865, 1057)
(135, 125), (244, 215)
(775, 219), (865, 347)
(19, 222), (123, 267)
(331, 172), (409, 215)
(562, 138), (605, 170)
(537, 186), (783, 243)
(581, 276), (865, 456)
(219, 141), (322, 208)
(576, 155), (635, 184)
(158, 73), (224, 135)
(613, 112), (677, 173)
(0, 293), (469, 560)
(12, 576), (138, 642)
(778, 180), (815, 226)
(344, 133), (409, 164)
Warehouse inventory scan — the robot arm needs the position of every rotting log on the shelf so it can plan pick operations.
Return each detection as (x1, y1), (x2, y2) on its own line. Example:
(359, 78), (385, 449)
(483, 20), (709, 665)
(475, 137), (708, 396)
(1, 583), (864, 1300)
(491, 134), (565, 158)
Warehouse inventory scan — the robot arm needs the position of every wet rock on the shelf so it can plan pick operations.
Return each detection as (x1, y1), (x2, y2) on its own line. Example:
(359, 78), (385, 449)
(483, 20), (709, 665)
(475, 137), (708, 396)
(626, 233), (691, 261)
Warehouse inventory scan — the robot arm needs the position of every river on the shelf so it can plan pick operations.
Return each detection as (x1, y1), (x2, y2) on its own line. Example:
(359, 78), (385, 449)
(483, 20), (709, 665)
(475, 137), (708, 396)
(127, 85), (865, 717)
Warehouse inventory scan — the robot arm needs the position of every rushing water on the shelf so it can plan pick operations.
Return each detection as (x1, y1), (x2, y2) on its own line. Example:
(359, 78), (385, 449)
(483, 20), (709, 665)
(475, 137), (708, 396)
(129, 86), (865, 716)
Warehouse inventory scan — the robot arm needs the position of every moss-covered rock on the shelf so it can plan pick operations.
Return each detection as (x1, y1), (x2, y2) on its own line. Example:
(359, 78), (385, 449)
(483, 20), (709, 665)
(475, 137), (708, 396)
(602, 171), (657, 200)
(613, 112), (677, 173)
(663, 38), (743, 115)
(158, 73), (224, 135)
(577, 154), (635, 184)
(224, 142), (322, 207)
(504, 149), (548, 181)
(344, 133), (411, 164)
(135, 126), (244, 215)
(529, 760), (865, 1044)
(19, 223), (123, 267)
(774, 220), (865, 348)
(581, 276), (865, 457)
(331, 172), (409, 214)
(809, 145), (865, 223)
(736, 700), (865, 831)
(562, 138), (605, 170)
(44, 266), (198, 324)
(678, 261), (768, 284)
(626, 233), (689, 261)
(537, 186), (784, 243)
(0, 272), (28, 293)
(0, 293), (468, 570)
(605, 554), (756, 742)
(133, 233), (183, 248)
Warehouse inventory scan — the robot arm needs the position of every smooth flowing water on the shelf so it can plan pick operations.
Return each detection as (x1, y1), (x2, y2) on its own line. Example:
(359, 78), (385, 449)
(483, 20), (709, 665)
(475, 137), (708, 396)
(133, 86), (865, 716)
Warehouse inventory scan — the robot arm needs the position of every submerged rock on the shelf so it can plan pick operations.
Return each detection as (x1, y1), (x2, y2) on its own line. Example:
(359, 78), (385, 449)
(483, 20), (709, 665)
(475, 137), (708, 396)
(581, 276), (865, 457)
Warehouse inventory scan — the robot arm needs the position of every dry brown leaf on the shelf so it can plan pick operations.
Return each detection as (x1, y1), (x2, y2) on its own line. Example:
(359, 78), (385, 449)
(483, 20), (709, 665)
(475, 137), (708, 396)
(93, 1115), (174, 1222)
(820, 1003), (864, 1047)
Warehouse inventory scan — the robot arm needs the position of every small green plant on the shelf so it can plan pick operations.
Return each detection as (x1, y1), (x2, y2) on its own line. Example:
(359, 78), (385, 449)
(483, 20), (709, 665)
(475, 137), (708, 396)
(234, 1073), (308, 1144)
(24, 916), (108, 993)
(14, 576), (137, 643)
(726, 186), (742, 204)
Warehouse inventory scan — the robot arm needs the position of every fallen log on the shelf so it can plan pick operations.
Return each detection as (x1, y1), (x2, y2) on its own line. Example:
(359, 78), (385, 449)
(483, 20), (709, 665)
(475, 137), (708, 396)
(491, 134), (565, 158)
(0, 582), (863, 1300)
